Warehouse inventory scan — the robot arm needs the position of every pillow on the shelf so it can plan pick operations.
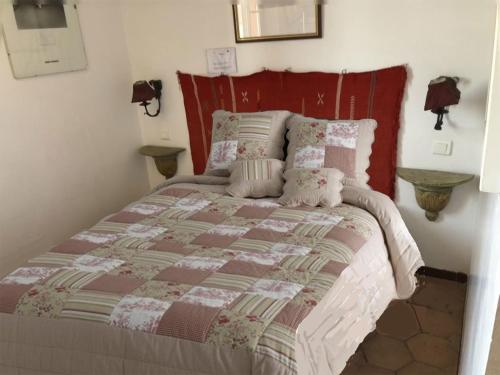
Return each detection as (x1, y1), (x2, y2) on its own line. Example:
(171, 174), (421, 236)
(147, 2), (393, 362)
(279, 168), (345, 208)
(205, 110), (291, 177)
(285, 114), (377, 188)
(226, 159), (285, 198)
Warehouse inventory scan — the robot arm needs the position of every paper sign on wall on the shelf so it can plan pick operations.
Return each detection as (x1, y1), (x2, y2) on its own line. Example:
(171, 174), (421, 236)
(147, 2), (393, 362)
(206, 47), (237, 75)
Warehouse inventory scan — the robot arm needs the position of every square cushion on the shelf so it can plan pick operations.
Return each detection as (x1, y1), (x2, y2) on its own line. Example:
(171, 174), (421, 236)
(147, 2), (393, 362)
(205, 110), (290, 176)
(226, 159), (285, 198)
(279, 168), (345, 208)
(285, 114), (377, 188)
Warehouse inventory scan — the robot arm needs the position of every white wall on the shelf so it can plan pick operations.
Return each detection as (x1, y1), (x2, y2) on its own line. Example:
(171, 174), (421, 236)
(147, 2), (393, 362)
(460, 193), (500, 374)
(0, 1), (149, 276)
(121, 0), (496, 273)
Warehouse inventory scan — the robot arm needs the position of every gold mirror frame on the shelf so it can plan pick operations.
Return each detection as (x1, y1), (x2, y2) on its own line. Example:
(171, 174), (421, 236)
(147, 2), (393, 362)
(232, 4), (322, 43)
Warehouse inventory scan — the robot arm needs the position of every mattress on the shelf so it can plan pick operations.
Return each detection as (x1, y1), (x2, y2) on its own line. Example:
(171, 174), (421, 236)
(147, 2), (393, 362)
(0, 176), (423, 375)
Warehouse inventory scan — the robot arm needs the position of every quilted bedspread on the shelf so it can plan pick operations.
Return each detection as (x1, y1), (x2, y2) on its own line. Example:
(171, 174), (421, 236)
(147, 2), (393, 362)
(0, 178), (423, 375)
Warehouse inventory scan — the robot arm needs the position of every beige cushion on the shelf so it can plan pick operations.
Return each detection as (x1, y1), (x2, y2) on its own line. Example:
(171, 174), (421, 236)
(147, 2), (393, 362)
(205, 110), (291, 177)
(285, 114), (377, 188)
(279, 168), (345, 208)
(226, 159), (285, 198)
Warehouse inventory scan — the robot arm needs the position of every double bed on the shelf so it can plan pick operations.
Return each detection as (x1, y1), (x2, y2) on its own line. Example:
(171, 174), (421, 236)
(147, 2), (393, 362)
(0, 66), (423, 375)
(0, 175), (422, 375)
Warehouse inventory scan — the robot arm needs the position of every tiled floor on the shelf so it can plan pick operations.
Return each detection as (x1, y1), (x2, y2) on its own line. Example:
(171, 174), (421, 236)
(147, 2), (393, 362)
(342, 275), (466, 374)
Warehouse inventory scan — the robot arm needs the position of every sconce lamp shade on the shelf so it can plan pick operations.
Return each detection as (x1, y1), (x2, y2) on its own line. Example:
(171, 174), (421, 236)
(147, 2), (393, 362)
(424, 76), (461, 112)
(132, 81), (156, 103)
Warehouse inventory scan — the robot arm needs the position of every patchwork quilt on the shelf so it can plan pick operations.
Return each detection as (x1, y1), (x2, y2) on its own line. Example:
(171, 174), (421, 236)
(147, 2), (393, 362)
(0, 186), (379, 373)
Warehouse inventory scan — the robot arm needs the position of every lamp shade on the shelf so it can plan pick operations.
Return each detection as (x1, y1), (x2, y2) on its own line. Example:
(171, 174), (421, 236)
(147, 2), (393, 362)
(131, 81), (156, 103)
(424, 76), (461, 111)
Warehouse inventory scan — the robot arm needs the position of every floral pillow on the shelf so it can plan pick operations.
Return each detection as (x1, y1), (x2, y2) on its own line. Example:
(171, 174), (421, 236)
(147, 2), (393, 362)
(226, 159), (284, 198)
(279, 168), (345, 208)
(285, 114), (377, 188)
(205, 110), (291, 176)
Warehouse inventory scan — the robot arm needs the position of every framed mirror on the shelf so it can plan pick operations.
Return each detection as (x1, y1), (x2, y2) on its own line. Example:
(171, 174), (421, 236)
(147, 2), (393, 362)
(232, 1), (322, 43)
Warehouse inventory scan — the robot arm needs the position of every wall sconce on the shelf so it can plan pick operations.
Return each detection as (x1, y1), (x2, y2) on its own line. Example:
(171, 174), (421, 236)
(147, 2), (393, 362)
(424, 76), (461, 130)
(131, 80), (162, 117)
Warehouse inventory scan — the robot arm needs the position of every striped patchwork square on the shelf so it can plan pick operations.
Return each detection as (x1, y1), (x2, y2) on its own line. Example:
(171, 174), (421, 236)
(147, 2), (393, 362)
(29, 253), (78, 267)
(170, 220), (215, 235)
(241, 159), (273, 181)
(279, 256), (329, 273)
(43, 269), (102, 289)
(231, 294), (288, 321)
(109, 295), (172, 333)
(200, 273), (257, 292)
(237, 113), (272, 141)
(159, 208), (195, 220)
(132, 251), (183, 268)
(255, 321), (297, 371)
(229, 238), (274, 253)
(0, 267), (60, 285)
(248, 279), (303, 300)
(268, 208), (308, 222)
(316, 240), (355, 264)
(179, 286), (241, 308)
(294, 223), (334, 238)
(59, 290), (122, 323)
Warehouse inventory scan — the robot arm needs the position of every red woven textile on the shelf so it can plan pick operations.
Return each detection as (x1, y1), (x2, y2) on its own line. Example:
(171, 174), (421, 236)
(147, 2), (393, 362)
(178, 66), (407, 198)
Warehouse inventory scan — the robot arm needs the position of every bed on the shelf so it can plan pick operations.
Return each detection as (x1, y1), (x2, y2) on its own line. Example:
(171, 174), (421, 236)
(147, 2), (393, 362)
(0, 174), (422, 375)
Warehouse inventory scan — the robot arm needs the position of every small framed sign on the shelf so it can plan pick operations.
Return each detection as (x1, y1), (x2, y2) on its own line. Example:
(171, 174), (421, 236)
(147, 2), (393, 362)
(206, 47), (238, 75)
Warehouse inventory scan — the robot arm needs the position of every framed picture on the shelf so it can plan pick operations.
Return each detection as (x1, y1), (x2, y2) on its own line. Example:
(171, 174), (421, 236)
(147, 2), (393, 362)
(232, 1), (322, 43)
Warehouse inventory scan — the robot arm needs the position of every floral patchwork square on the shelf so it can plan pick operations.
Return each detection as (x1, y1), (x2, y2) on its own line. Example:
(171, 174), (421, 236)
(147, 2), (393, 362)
(132, 280), (193, 302)
(234, 251), (286, 266)
(293, 145), (325, 168)
(71, 255), (124, 273)
(0, 267), (60, 285)
(207, 141), (238, 171)
(303, 212), (343, 226)
(208, 225), (250, 237)
(125, 203), (167, 216)
(325, 122), (359, 149)
(270, 243), (312, 256)
(174, 198), (211, 212)
(256, 219), (298, 233)
(109, 295), (172, 333)
(180, 286), (241, 308)
(174, 256), (227, 271)
(247, 279), (303, 300)
(72, 231), (119, 245)
(125, 224), (167, 240)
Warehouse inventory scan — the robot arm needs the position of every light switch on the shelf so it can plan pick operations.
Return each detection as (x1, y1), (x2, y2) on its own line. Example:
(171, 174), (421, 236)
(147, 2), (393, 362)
(433, 140), (452, 156)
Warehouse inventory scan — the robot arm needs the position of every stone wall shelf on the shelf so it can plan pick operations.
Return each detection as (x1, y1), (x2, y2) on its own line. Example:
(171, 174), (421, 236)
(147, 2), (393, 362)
(397, 167), (475, 222)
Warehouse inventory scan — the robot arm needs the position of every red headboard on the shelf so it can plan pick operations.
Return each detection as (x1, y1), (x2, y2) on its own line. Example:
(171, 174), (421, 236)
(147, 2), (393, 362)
(178, 66), (407, 198)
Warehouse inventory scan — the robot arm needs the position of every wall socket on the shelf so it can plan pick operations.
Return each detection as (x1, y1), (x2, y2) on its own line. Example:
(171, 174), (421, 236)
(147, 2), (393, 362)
(432, 140), (453, 156)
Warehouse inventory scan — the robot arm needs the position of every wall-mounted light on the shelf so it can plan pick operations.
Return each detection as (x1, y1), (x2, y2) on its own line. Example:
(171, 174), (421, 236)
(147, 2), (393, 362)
(424, 76), (461, 131)
(131, 80), (162, 117)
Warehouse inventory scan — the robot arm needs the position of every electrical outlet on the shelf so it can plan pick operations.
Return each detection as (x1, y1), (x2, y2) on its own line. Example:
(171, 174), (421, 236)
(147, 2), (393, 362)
(432, 140), (452, 156)
(160, 130), (170, 140)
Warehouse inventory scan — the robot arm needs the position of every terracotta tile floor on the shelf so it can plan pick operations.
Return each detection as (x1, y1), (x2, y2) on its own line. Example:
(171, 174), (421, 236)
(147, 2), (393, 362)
(342, 275), (466, 374)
